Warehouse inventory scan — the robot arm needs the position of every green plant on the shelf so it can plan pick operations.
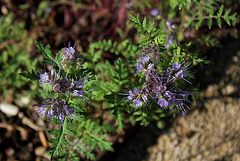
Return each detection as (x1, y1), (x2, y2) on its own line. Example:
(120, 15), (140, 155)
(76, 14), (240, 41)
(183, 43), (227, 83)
(0, 14), (38, 103)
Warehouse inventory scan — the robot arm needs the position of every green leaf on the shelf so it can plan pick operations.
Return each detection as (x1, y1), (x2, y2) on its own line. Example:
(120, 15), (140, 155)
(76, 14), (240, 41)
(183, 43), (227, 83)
(208, 17), (212, 29)
(224, 8), (231, 17)
(117, 113), (123, 132)
(148, 21), (155, 33)
(138, 35), (150, 44)
(217, 5), (224, 17)
(129, 12), (140, 25)
(196, 19), (203, 30)
(137, 13), (141, 25)
(216, 16), (222, 28)
(19, 69), (39, 80)
(36, 41), (60, 67)
(151, 28), (161, 37)
(142, 17), (147, 29)
(55, 50), (63, 65)
(50, 119), (68, 158)
(137, 30), (148, 35)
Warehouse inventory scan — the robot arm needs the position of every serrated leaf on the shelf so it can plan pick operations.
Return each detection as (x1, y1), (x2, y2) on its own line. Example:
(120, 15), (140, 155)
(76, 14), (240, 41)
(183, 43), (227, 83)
(137, 13), (141, 25)
(148, 21), (155, 33)
(129, 12), (139, 24)
(136, 30), (148, 35)
(36, 41), (59, 67)
(117, 114), (123, 132)
(196, 19), (203, 30)
(19, 69), (39, 80)
(50, 119), (68, 158)
(151, 28), (161, 37)
(229, 13), (237, 21)
(55, 51), (63, 65)
(208, 17), (212, 29)
(138, 35), (150, 44)
(218, 5), (224, 17)
(216, 16), (222, 28)
(224, 8), (231, 17)
(142, 17), (147, 29)
(223, 16), (230, 26)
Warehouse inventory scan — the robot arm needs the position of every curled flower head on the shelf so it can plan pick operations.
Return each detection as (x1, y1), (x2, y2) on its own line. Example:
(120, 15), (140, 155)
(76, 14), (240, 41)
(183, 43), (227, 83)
(65, 42), (75, 55)
(34, 98), (75, 125)
(61, 42), (77, 68)
(39, 72), (49, 84)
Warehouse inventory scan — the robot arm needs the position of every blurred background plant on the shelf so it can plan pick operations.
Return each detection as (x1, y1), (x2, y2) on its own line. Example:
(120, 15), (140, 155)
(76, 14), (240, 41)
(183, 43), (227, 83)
(0, 13), (38, 106)
(0, 0), (239, 160)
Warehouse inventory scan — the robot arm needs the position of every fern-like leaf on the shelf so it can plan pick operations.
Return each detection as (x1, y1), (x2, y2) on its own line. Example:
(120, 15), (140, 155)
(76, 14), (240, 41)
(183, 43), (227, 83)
(19, 69), (39, 80)
(36, 41), (60, 67)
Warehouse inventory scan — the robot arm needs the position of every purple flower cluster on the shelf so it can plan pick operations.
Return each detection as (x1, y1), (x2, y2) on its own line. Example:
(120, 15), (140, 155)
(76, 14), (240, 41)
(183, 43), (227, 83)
(39, 62), (88, 96)
(61, 42), (76, 65)
(36, 44), (90, 124)
(128, 53), (193, 115)
(35, 98), (74, 124)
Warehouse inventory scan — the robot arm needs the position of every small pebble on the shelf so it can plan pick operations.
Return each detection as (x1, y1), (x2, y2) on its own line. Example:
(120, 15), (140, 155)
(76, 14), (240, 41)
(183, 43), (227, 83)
(221, 84), (235, 95)
(5, 147), (15, 157)
(0, 103), (19, 116)
(233, 56), (238, 62)
(35, 146), (46, 156)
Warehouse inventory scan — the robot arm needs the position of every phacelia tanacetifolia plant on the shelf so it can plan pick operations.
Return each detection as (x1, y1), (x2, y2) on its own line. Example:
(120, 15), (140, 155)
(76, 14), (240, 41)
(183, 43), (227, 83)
(20, 42), (114, 160)
(19, 4), (238, 158)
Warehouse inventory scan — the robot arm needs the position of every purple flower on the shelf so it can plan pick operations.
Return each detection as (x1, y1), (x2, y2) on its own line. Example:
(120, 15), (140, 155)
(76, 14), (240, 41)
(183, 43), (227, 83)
(165, 91), (173, 97)
(133, 97), (142, 107)
(128, 88), (140, 100)
(158, 98), (168, 107)
(136, 62), (144, 72)
(73, 90), (85, 97)
(61, 42), (76, 66)
(172, 63), (181, 71)
(147, 63), (154, 70)
(70, 79), (84, 89)
(129, 46), (195, 115)
(142, 94), (148, 103)
(175, 69), (184, 79)
(65, 42), (75, 55)
(140, 56), (150, 64)
(133, 88), (140, 95)
(166, 35), (174, 49)
(37, 106), (47, 116)
(150, 8), (159, 17)
(34, 98), (76, 125)
(166, 20), (171, 27)
(128, 91), (134, 100)
(50, 62), (55, 85)
(39, 72), (49, 84)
